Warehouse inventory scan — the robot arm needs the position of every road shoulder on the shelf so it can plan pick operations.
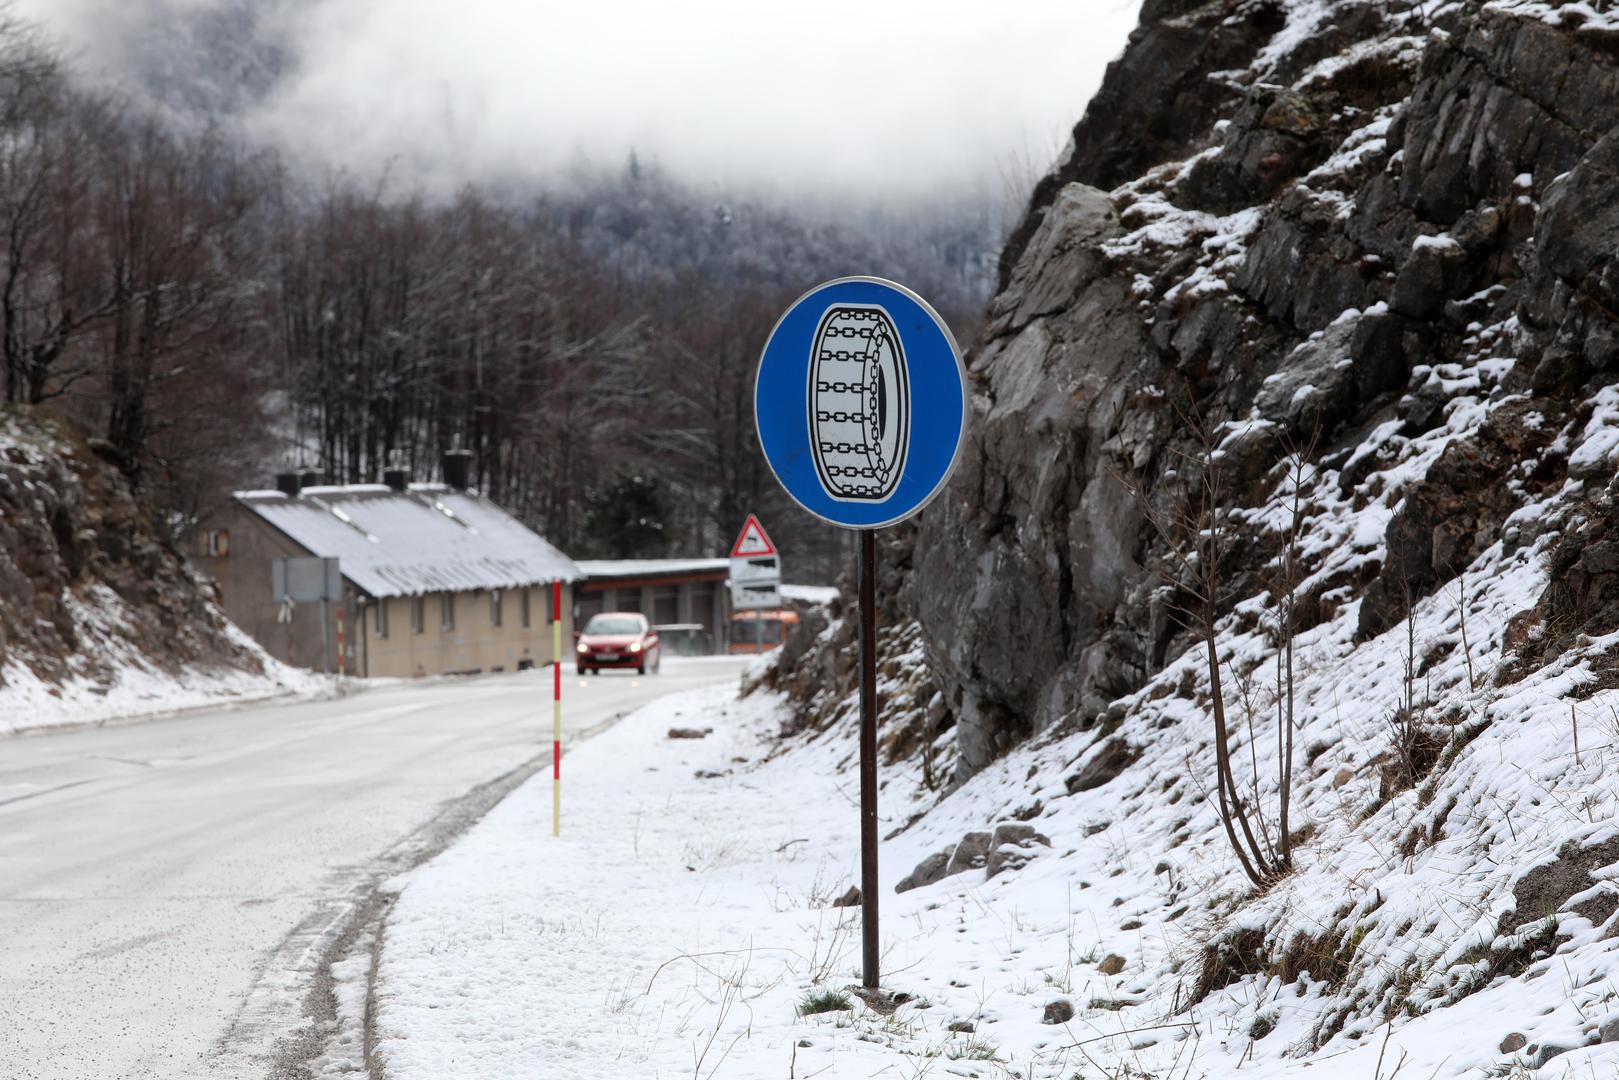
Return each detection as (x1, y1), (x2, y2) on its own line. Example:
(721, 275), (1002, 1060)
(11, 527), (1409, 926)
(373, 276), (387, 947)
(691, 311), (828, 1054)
(367, 681), (877, 1078)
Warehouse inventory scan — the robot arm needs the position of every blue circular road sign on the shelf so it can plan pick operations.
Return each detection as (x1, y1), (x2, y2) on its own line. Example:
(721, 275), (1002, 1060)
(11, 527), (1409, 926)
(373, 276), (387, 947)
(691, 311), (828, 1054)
(755, 277), (968, 529)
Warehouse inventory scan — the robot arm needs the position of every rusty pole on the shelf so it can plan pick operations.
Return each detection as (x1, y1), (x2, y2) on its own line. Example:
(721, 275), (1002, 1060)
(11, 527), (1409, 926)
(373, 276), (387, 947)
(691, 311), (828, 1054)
(859, 528), (879, 989)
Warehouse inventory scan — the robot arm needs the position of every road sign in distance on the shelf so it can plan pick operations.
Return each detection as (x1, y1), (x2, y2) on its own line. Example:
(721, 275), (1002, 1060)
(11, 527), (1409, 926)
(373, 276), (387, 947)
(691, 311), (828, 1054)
(729, 579), (782, 611)
(755, 277), (968, 530)
(730, 554), (780, 584)
(730, 514), (777, 557)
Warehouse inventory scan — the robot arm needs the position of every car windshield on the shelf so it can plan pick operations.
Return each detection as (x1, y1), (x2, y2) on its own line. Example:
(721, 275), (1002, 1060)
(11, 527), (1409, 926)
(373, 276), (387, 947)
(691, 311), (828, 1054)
(585, 615), (642, 635)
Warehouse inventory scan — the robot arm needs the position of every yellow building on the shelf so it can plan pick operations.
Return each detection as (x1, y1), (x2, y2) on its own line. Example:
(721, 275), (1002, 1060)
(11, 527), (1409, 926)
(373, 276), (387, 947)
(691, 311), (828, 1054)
(198, 458), (578, 678)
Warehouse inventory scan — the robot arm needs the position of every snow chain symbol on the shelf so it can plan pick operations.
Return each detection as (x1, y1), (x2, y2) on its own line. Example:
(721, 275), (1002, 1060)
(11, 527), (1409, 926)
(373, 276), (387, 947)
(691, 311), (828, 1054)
(808, 304), (910, 501)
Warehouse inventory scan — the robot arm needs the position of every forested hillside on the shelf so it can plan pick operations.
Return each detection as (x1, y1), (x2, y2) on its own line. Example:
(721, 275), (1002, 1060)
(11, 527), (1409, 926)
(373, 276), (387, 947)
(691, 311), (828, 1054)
(0, 3), (1000, 576)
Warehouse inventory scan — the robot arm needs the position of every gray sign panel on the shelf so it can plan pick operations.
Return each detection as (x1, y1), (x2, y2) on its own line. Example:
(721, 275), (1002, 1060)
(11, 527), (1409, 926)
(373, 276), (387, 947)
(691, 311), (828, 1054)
(729, 579), (782, 611)
(272, 556), (342, 603)
(729, 554), (781, 584)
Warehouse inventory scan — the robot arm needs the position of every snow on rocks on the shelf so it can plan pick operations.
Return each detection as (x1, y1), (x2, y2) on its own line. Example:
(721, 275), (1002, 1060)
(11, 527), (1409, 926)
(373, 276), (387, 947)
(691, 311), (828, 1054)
(1568, 383), (1619, 479)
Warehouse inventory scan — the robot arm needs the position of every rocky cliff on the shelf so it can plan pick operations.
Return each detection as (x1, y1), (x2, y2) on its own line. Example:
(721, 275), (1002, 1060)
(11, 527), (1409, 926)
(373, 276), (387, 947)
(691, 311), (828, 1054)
(765, 0), (1619, 1070)
(912, 0), (1619, 773)
(0, 407), (295, 731)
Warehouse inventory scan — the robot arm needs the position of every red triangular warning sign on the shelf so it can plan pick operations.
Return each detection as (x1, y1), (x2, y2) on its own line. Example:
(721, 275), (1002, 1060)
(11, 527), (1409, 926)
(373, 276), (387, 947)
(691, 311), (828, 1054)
(730, 514), (777, 558)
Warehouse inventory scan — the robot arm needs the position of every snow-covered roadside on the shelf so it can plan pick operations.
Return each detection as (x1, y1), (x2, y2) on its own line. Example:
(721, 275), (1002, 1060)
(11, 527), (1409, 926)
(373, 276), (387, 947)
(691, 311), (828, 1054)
(0, 620), (328, 735)
(374, 571), (1619, 1080)
(373, 680), (894, 1079)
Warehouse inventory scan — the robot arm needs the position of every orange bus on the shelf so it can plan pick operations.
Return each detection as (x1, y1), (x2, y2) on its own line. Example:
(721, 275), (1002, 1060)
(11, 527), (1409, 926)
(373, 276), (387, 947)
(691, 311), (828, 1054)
(728, 608), (799, 654)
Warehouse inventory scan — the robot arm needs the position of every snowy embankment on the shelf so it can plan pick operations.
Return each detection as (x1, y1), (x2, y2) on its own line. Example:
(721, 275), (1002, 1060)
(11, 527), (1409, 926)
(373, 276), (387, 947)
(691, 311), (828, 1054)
(0, 406), (328, 735)
(0, 617), (326, 735)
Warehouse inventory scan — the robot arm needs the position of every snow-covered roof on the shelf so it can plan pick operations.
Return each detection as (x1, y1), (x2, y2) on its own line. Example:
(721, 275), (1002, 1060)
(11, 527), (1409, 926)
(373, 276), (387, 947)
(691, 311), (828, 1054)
(237, 483), (580, 598)
(780, 584), (840, 606)
(576, 558), (729, 579)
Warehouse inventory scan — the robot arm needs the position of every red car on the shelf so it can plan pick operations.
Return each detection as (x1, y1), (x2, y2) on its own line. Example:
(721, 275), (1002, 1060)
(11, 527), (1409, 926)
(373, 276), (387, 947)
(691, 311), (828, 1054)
(575, 612), (661, 675)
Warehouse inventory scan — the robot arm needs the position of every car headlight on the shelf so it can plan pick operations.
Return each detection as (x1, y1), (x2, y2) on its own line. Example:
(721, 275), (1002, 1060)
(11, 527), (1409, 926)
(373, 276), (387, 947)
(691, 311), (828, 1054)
(628, 641), (642, 653)
(576, 642), (588, 653)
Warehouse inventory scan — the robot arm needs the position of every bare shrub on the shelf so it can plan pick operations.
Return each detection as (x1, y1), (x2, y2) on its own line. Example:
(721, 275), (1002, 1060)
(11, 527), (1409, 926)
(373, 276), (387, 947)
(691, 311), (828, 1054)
(1114, 397), (1314, 886)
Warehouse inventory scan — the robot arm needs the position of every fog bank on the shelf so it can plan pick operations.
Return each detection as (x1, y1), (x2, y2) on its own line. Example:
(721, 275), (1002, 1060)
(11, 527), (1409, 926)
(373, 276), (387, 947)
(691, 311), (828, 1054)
(17, 0), (1142, 200)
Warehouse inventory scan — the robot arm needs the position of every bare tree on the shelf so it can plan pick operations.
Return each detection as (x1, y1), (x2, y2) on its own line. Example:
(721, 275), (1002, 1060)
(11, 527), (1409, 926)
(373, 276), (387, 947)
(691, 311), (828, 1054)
(1268, 430), (1319, 870)
(0, 62), (123, 405)
(1116, 398), (1294, 887)
(92, 120), (265, 488)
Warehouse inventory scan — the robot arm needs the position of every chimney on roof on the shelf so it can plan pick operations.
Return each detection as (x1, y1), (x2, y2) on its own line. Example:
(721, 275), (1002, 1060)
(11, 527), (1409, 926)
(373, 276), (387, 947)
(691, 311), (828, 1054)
(275, 471), (302, 497)
(300, 467), (323, 489)
(384, 449), (410, 493)
(442, 448), (473, 492)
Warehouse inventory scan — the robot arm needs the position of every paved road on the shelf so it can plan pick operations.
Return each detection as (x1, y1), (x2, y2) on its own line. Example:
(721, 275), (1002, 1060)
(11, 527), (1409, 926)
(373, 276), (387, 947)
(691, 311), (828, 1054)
(0, 657), (750, 1079)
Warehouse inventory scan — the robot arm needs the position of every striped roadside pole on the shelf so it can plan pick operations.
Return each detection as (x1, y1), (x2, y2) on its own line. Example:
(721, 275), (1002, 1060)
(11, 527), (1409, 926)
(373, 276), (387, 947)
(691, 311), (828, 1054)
(336, 605), (346, 677)
(552, 580), (562, 836)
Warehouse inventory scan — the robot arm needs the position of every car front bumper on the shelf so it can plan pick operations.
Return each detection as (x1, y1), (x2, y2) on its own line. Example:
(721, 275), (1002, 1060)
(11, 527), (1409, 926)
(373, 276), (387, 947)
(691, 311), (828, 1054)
(577, 652), (644, 668)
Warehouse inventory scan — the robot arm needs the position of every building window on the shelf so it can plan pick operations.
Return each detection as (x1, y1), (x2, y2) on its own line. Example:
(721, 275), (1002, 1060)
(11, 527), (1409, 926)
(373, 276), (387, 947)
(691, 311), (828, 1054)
(690, 582), (717, 634)
(654, 585), (679, 626)
(520, 587), (531, 628)
(491, 589), (503, 628)
(411, 596), (425, 634)
(199, 529), (230, 557)
(441, 592), (455, 631)
(375, 598), (389, 639)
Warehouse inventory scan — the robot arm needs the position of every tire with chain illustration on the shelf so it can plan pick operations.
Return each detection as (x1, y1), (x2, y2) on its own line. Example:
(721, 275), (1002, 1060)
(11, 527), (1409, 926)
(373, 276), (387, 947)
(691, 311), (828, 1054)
(808, 304), (910, 501)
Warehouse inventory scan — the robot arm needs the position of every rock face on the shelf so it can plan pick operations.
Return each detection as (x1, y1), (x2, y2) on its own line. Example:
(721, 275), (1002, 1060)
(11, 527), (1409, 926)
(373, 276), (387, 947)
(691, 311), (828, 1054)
(945, 831), (994, 877)
(896, 823), (1052, 891)
(1066, 737), (1140, 795)
(0, 407), (263, 705)
(1506, 836), (1619, 932)
(895, 849), (952, 894)
(901, 0), (1619, 777)
(986, 823), (1051, 879)
(1357, 398), (1556, 638)
(1508, 479), (1619, 676)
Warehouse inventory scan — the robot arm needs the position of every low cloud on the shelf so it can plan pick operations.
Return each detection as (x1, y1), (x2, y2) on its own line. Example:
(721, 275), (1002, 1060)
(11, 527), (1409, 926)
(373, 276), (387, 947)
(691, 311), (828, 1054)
(18, 0), (1142, 200)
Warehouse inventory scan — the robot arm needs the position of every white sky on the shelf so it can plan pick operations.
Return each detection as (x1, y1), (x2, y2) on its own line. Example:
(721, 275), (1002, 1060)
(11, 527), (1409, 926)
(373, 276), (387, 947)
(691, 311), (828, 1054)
(21, 0), (1144, 200)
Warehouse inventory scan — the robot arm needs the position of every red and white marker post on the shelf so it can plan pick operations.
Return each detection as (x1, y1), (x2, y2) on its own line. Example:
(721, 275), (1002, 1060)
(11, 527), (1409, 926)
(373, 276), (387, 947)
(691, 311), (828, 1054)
(552, 579), (563, 836)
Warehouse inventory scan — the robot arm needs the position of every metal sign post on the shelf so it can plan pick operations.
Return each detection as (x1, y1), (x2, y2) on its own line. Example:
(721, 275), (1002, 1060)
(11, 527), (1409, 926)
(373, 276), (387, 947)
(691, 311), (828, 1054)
(857, 528), (879, 983)
(319, 598), (331, 675)
(755, 277), (967, 990)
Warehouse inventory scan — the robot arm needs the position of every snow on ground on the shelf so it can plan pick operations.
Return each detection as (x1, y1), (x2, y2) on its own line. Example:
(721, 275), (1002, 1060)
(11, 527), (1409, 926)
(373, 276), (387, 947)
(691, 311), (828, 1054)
(374, 681), (889, 1080)
(375, 350), (1619, 1079)
(376, 599), (1619, 1079)
(0, 617), (326, 735)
